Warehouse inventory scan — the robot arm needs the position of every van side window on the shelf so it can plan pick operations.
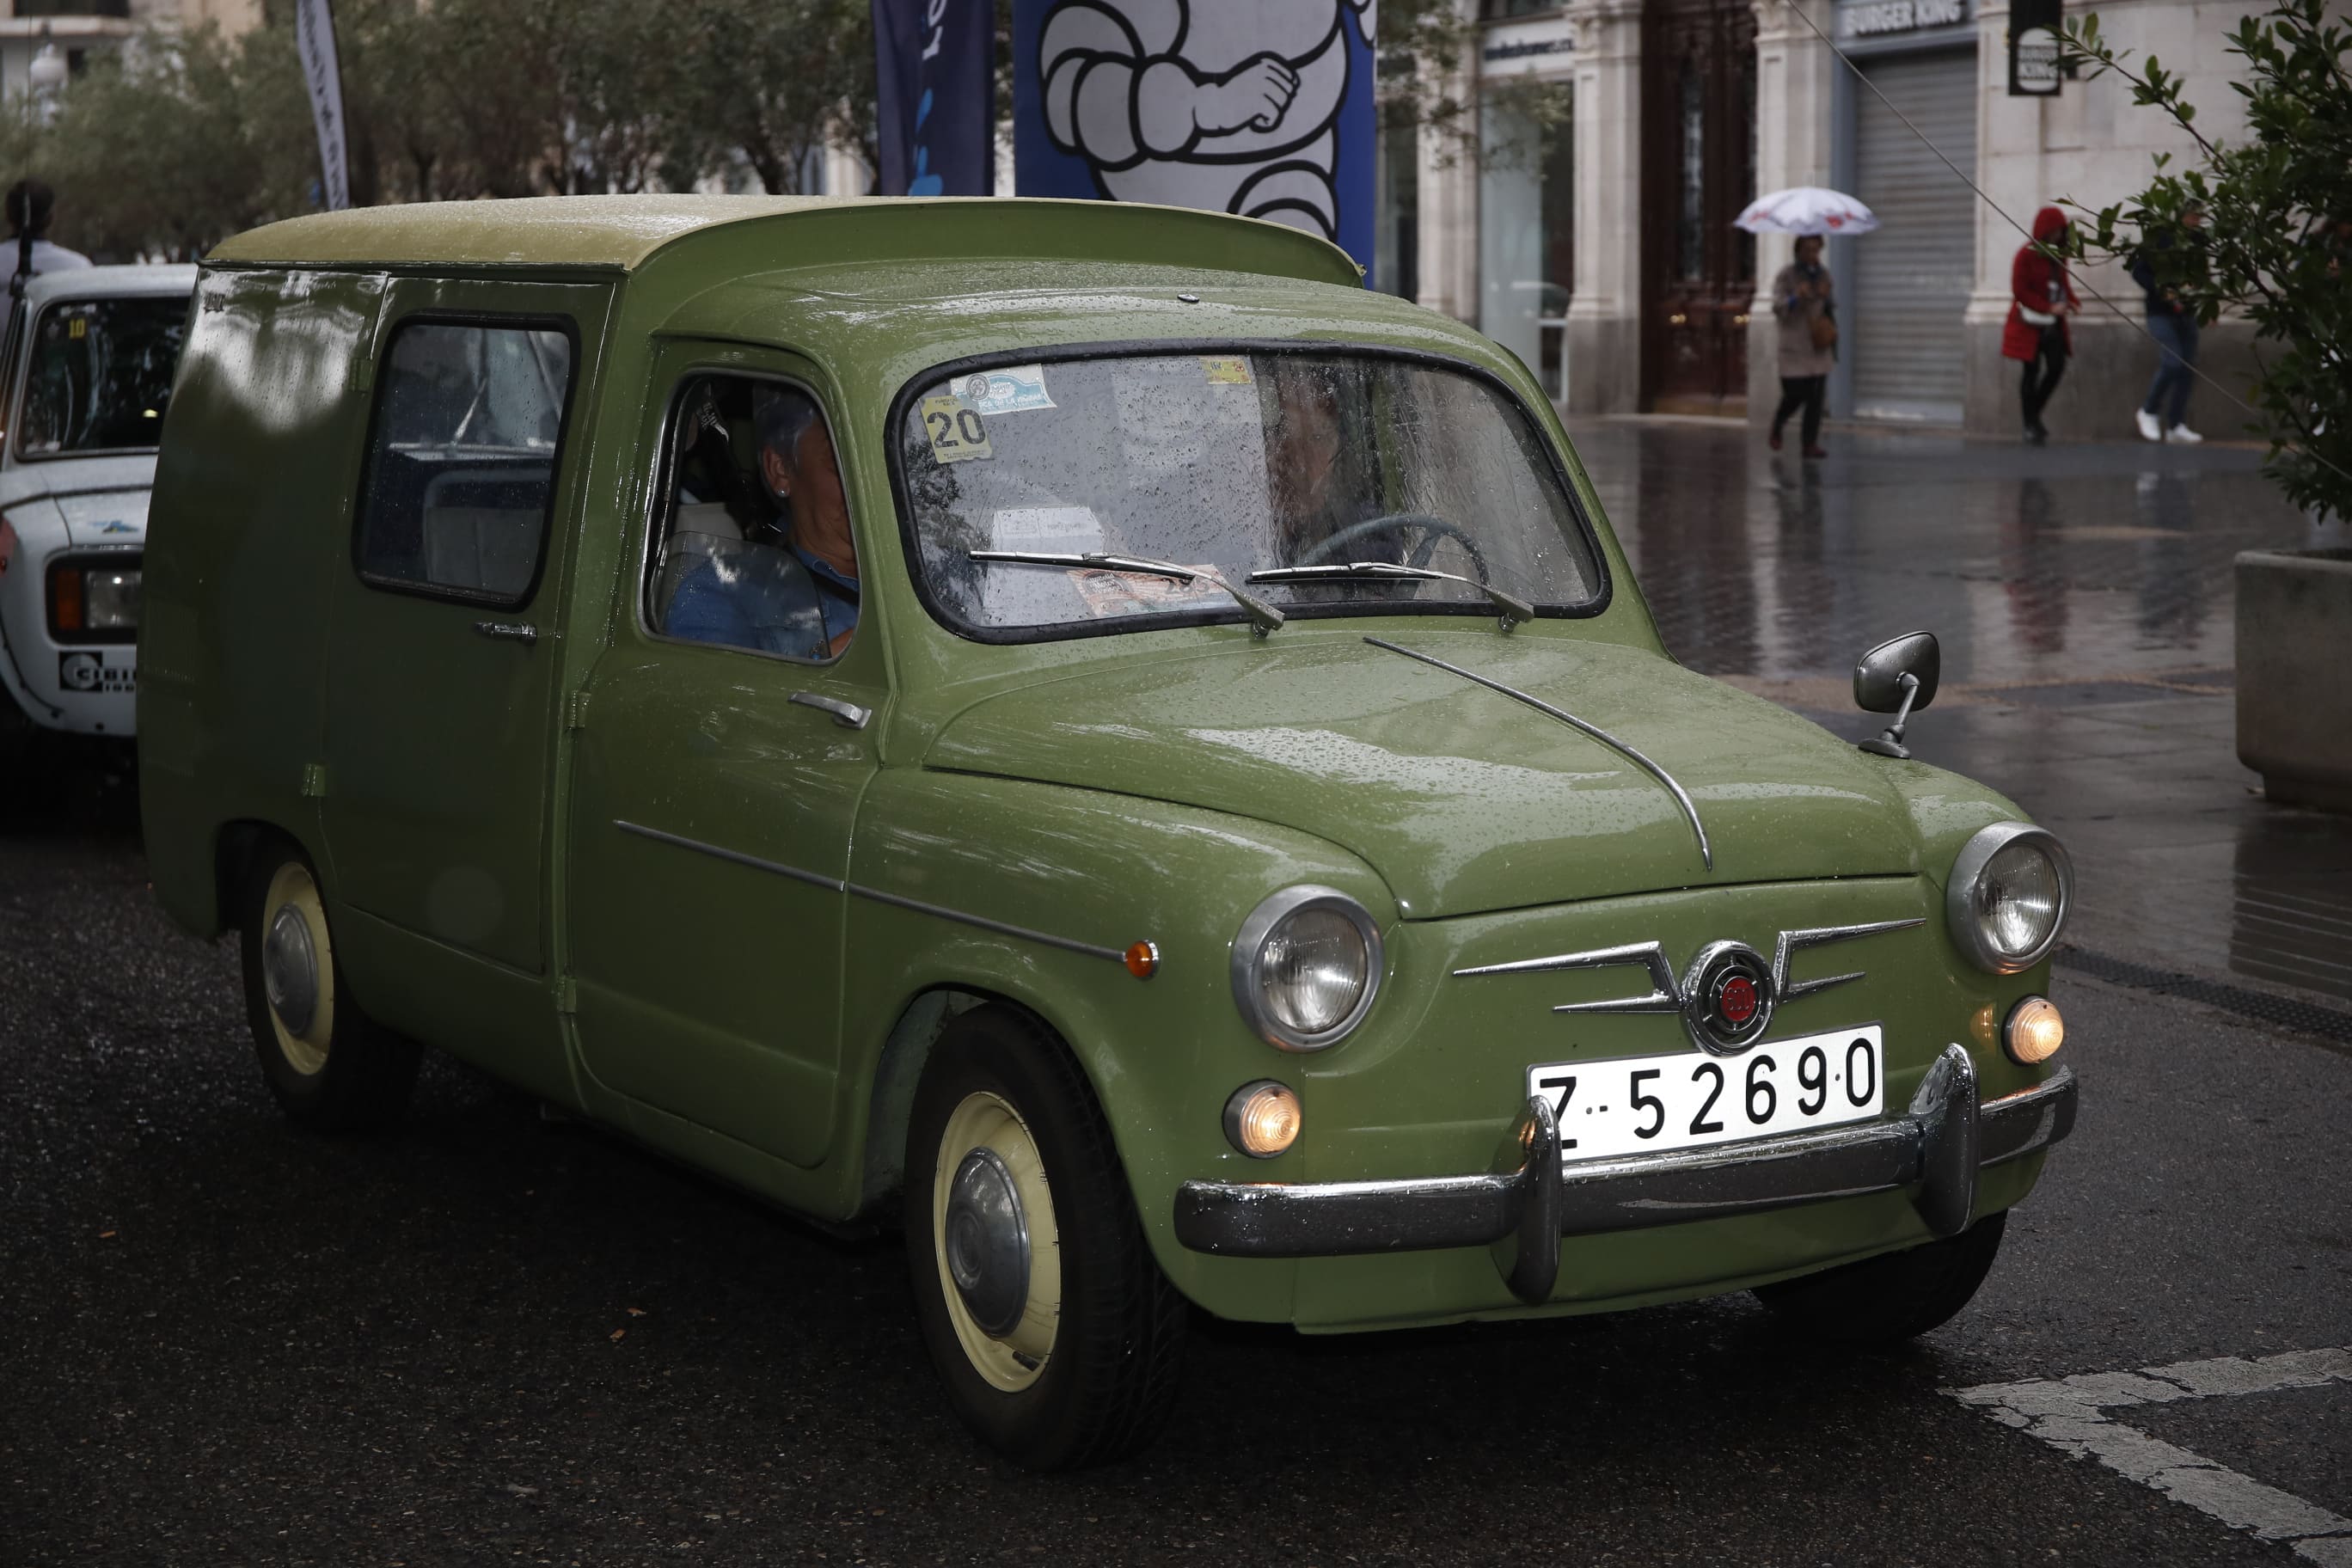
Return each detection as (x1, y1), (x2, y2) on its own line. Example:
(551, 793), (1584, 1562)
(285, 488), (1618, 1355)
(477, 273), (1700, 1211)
(645, 374), (860, 662)
(354, 321), (573, 604)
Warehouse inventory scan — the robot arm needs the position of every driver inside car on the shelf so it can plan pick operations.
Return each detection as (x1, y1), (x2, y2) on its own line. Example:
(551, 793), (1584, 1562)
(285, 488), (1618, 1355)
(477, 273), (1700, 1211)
(1262, 361), (1398, 570)
(663, 387), (861, 660)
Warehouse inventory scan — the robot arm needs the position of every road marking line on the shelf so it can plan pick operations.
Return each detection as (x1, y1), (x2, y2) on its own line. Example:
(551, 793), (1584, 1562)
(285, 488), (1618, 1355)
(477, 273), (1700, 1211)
(1949, 1346), (2352, 1561)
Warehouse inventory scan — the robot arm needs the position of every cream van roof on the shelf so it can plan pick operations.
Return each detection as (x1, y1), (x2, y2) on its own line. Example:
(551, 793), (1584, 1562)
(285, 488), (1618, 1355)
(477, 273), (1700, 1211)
(202, 195), (1364, 290)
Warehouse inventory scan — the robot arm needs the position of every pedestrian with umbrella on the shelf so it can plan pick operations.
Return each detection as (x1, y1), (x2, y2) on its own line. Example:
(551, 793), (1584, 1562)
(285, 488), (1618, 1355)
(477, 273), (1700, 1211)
(1737, 187), (1878, 460)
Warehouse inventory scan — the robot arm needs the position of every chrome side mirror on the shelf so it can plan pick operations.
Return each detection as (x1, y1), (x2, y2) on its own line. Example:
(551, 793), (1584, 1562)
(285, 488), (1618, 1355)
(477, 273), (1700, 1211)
(1853, 631), (1939, 759)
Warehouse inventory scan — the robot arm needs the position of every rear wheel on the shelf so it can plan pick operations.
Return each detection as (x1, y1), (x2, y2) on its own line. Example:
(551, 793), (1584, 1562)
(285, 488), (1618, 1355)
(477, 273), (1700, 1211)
(1753, 1210), (2007, 1344)
(239, 844), (419, 1131)
(904, 1006), (1186, 1470)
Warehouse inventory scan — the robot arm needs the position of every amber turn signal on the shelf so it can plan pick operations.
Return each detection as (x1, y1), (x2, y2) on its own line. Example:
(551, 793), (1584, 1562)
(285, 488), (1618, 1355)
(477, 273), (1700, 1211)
(49, 563), (83, 633)
(2003, 995), (2065, 1065)
(1222, 1080), (1301, 1159)
(1124, 940), (1160, 980)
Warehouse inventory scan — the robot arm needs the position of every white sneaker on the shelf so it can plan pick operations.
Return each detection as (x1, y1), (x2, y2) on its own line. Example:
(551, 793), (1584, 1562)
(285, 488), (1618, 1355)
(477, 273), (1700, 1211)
(2168, 424), (2203, 444)
(2135, 408), (2163, 442)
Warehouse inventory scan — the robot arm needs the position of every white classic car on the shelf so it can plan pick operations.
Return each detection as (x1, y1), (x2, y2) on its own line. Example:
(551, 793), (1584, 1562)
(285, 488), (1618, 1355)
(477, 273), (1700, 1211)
(0, 264), (195, 736)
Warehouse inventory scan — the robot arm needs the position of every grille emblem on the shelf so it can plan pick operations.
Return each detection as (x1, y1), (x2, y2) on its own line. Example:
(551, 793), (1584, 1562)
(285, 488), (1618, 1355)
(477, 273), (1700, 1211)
(1450, 918), (1925, 1057)
(1688, 941), (1773, 1051)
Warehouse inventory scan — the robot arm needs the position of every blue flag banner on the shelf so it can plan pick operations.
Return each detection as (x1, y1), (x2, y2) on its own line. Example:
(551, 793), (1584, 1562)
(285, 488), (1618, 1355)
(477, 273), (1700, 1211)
(1014, 0), (1376, 284)
(873, 0), (997, 197)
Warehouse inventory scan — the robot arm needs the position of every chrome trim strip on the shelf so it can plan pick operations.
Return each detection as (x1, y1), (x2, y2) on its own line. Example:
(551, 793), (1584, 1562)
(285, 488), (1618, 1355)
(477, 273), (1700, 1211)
(1773, 917), (1926, 1000)
(616, 819), (843, 892)
(849, 883), (1130, 963)
(1453, 940), (1681, 1020)
(1363, 636), (1712, 870)
(613, 819), (1130, 965)
(1454, 922), (1924, 1041)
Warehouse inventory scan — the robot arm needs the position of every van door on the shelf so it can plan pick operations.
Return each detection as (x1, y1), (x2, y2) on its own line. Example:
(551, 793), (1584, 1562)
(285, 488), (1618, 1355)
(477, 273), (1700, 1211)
(564, 348), (885, 1167)
(319, 280), (610, 977)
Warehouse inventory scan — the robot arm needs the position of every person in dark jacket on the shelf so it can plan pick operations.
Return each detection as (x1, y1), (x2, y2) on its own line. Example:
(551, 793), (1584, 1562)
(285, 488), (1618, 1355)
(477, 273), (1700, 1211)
(2003, 205), (2079, 444)
(2131, 204), (2205, 444)
(3, 178), (89, 295)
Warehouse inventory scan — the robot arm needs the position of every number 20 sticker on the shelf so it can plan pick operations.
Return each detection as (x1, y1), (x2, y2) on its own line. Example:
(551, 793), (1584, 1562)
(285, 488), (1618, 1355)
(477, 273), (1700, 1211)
(922, 395), (993, 464)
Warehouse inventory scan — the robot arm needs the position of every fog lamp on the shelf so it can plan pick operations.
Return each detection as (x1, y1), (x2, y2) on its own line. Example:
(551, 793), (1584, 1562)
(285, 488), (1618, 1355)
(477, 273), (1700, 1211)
(1222, 1080), (1302, 1159)
(2004, 995), (2065, 1064)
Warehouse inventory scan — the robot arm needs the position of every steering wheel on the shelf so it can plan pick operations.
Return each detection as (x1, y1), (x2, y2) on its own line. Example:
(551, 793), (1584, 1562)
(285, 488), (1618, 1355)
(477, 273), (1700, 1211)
(1295, 512), (1491, 579)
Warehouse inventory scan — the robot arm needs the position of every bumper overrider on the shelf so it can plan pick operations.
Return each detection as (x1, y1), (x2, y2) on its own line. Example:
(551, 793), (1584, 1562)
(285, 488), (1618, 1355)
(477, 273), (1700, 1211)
(1173, 1044), (2076, 1304)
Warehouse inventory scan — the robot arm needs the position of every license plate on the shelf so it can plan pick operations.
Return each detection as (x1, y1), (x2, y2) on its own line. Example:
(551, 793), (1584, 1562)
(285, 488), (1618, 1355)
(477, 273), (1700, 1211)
(1526, 1026), (1885, 1165)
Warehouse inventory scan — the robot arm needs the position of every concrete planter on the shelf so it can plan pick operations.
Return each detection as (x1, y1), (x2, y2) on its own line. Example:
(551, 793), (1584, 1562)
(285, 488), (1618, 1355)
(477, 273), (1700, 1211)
(2237, 547), (2352, 811)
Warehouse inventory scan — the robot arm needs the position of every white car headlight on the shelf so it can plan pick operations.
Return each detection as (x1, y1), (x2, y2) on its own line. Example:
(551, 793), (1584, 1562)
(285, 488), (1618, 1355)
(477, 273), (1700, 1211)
(1946, 823), (2072, 973)
(1230, 885), (1383, 1050)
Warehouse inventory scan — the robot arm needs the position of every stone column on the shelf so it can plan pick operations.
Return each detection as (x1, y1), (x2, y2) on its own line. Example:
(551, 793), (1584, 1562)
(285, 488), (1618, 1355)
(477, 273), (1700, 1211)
(1414, 0), (1482, 323)
(1963, 0), (2038, 436)
(1562, 0), (1645, 414)
(1746, 0), (1839, 427)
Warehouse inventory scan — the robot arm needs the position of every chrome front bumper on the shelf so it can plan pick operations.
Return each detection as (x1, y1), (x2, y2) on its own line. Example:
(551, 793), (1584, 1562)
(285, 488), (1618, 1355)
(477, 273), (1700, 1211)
(1172, 1045), (2076, 1304)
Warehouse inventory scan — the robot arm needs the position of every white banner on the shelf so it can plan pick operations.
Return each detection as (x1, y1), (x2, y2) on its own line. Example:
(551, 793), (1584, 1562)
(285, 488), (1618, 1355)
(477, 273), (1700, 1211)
(294, 0), (350, 211)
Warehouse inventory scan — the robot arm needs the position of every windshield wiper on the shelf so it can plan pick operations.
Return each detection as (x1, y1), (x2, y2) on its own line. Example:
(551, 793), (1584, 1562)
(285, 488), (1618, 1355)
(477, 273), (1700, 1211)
(968, 550), (1285, 636)
(1246, 560), (1535, 628)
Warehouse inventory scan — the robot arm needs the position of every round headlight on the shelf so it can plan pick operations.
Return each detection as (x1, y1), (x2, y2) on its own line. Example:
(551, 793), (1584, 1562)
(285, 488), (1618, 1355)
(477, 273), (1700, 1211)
(1230, 885), (1383, 1050)
(1946, 823), (2073, 973)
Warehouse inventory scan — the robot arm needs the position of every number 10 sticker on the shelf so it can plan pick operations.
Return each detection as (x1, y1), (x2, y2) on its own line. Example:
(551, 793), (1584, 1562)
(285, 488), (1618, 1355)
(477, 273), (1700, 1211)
(922, 395), (994, 464)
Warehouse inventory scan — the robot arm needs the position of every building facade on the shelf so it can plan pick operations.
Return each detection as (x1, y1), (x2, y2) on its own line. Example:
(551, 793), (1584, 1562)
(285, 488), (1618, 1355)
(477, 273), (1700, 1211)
(1387, 0), (2276, 441)
(0, 1), (260, 101)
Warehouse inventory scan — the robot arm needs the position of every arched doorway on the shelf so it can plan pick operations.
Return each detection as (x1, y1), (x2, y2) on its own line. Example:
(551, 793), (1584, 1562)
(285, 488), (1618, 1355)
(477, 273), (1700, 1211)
(1640, 0), (1758, 413)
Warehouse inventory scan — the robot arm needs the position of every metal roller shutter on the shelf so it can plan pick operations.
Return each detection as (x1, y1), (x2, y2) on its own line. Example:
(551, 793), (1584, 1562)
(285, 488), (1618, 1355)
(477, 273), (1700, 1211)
(1850, 48), (1977, 424)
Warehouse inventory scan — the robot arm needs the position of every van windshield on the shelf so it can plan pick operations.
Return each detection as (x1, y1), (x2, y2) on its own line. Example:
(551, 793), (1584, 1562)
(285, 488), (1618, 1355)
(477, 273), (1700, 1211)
(15, 295), (188, 459)
(896, 350), (1605, 639)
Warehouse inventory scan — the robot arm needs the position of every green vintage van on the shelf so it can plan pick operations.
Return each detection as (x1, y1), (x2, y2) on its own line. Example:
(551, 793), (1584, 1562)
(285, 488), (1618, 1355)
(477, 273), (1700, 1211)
(139, 195), (2077, 1469)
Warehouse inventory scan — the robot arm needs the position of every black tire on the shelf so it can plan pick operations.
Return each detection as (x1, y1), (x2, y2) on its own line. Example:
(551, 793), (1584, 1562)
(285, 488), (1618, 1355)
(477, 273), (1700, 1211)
(1753, 1210), (2007, 1344)
(904, 1006), (1186, 1470)
(238, 841), (420, 1132)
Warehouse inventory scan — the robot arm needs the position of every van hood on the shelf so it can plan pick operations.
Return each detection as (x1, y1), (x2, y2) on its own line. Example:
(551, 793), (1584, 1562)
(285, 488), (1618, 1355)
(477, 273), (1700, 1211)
(0, 453), (155, 546)
(926, 634), (1921, 918)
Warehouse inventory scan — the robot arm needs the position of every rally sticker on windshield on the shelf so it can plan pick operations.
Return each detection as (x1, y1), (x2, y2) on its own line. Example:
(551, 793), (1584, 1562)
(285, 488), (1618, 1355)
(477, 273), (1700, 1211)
(960, 364), (1056, 416)
(990, 506), (1103, 554)
(921, 395), (994, 463)
(1202, 357), (1253, 386)
(1071, 564), (1224, 619)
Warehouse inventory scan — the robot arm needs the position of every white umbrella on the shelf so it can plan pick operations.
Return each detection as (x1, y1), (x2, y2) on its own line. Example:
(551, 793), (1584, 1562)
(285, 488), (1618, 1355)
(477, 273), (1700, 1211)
(1735, 187), (1880, 236)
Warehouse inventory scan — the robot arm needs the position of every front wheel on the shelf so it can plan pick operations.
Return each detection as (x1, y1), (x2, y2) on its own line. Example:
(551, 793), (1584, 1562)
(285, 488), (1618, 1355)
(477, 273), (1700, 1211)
(239, 843), (420, 1131)
(904, 1007), (1186, 1470)
(1752, 1210), (2007, 1344)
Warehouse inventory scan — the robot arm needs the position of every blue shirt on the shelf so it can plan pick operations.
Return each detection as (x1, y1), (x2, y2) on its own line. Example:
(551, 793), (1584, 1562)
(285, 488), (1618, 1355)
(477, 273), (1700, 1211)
(665, 540), (859, 658)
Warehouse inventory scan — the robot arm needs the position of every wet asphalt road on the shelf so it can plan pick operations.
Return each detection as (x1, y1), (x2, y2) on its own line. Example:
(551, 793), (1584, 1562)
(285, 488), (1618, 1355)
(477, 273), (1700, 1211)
(2, 738), (2347, 1567)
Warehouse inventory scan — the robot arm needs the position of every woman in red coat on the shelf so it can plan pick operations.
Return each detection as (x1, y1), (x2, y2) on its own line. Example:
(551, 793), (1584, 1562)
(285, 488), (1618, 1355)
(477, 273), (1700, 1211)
(2006, 205), (2081, 444)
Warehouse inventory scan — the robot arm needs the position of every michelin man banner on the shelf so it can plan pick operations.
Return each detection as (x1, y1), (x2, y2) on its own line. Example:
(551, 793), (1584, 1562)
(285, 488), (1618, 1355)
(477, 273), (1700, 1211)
(1014, 1), (1378, 284)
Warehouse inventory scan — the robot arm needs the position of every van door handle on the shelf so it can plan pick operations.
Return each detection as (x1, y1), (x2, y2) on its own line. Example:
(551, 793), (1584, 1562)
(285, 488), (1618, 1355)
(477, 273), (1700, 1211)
(474, 621), (538, 644)
(789, 691), (871, 730)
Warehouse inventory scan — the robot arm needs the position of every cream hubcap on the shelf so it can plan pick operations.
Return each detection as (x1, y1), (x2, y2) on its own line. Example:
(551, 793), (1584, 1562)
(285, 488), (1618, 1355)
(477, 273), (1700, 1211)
(933, 1090), (1060, 1391)
(260, 861), (334, 1076)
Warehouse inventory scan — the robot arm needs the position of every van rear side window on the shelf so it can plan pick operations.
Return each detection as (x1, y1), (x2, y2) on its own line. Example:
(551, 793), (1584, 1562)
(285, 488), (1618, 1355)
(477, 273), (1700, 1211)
(354, 321), (573, 605)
